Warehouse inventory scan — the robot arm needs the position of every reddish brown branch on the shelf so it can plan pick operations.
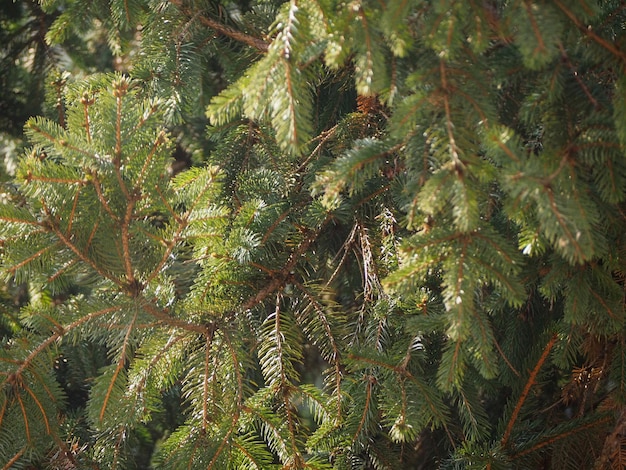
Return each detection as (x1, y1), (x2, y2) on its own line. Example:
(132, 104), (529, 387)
(554, 0), (626, 64)
(142, 302), (208, 334)
(7, 305), (122, 380)
(43, 203), (124, 288)
(511, 415), (611, 459)
(170, 0), (268, 52)
(501, 333), (558, 447)
(88, 171), (119, 222)
(2, 447), (26, 470)
(240, 216), (331, 312)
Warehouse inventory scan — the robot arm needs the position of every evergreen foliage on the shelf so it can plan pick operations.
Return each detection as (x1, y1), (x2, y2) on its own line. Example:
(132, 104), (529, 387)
(2, 0), (626, 468)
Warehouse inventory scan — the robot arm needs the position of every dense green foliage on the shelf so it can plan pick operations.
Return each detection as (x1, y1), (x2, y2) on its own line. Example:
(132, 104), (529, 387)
(2, 0), (626, 468)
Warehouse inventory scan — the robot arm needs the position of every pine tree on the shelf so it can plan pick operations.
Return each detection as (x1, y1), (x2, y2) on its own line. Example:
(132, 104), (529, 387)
(2, 0), (626, 469)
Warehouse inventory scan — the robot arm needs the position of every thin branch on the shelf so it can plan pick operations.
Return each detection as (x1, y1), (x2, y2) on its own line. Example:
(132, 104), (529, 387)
(121, 196), (138, 285)
(207, 329), (244, 469)
(511, 415), (612, 459)
(99, 310), (137, 423)
(558, 43), (600, 110)
(22, 382), (51, 434)
(81, 93), (94, 144)
(347, 352), (456, 448)
(66, 185), (82, 235)
(113, 85), (131, 201)
(135, 130), (167, 189)
(43, 202), (125, 288)
(352, 374), (375, 444)
(88, 171), (119, 222)
(202, 328), (214, 432)
(2, 447), (26, 470)
(298, 125), (338, 173)
(294, 280), (343, 419)
(501, 333), (558, 448)
(240, 216), (331, 312)
(7, 244), (57, 274)
(144, 226), (185, 285)
(6, 305), (122, 380)
(554, 0), (626, 63)
(15, 393), (30, 441)
(170, 0), (268, 52)
(439, 60), (464, 174)
(24, 174), (86, 186)
(26, 122), (93, 158)
(142, 301), (208, 334)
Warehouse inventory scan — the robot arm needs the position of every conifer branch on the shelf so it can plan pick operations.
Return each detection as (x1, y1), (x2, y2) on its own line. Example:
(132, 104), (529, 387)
(544, 186), (585, 262)
(4, 305), (122, 384)
(155, 183), (182, 222)
(25, 122), (94, 159)
(352, 374), (375, 444)
(0, 215), (41, 226)
(141, 302), (208, 334)
(347, 353), (455, 446)
(15, 393), (30, 441)
(494, 335), (520, 377)
(22, 383), (51, 434)
(66, 186), (82, 234)
(51, 77), (66, 130)
(24, 174), (87, 186)
(121, 196), (138, 286)
(81, 94), (93, 144)
(207, 331), (244, 469)
(326, 222), (358, 288)
(6, 244), (57, 274)
(222, 329), (244, 408)
(202, 329), (213, 432)
(440, 60), (462, 170)
(112, 81), (131, 201)
(294, 280), (342, 416)
(2, 446), (26, 470)
(207, 412), (239, 469)
(122, 0), (132, 25)
(261, 206), (294, 245)
(240, 216), (331, 311)
(170, 0), (269, 52)
(511, 415), (611, 459)
(144, 225), (186, 285)
(522, 0), (547, 57)
(501, 333), (558, 448)
(136, 130), (167, 189)
(88, 171), (119, 222)
(357, 7), (375, 96)
(43, 202), (125, 288)
(132, 102), (160, 133)
(298, 125), (337, 173)
(554, 0), (626, 63)
(558, 43), (600, 110)
(99, 310), (137, 423)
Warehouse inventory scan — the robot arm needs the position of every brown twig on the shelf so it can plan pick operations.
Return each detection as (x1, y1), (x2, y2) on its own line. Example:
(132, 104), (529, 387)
(554, 0), (626, 64)
(240, 216), (331, 312)
(170, 0), (268, 53)
(501, 333), (558, 447)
